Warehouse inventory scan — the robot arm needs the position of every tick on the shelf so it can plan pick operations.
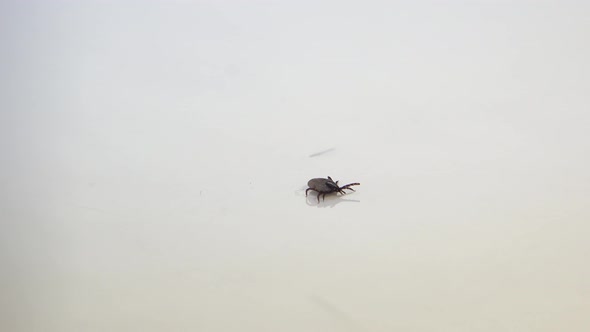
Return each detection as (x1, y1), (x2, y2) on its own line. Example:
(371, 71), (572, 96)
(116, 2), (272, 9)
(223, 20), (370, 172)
(305, 176), (360, 202)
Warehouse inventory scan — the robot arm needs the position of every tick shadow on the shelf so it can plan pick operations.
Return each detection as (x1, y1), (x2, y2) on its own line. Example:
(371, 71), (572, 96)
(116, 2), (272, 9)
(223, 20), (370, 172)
(305, 193), (360, 208)
(309, 147), (336, 158)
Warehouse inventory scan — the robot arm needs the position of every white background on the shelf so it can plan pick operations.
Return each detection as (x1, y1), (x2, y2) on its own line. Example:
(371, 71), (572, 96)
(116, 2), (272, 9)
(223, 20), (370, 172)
(1, 1), (589, 331)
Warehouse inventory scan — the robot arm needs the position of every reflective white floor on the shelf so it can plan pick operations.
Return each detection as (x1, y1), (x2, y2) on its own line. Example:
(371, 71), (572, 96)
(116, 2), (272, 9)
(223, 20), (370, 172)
(2, 1), (589, 331)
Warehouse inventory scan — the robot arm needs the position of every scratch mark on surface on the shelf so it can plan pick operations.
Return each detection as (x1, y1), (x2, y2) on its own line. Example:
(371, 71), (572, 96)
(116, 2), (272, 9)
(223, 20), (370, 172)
(309, 295), (365, 331)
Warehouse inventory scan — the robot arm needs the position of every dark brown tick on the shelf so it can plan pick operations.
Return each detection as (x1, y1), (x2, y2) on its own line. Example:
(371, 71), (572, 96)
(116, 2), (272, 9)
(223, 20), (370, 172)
(305, 176), (360, 202)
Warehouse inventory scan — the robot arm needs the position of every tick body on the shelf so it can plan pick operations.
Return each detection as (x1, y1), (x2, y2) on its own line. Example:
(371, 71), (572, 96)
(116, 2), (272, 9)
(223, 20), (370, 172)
(305, 176), (360, 202)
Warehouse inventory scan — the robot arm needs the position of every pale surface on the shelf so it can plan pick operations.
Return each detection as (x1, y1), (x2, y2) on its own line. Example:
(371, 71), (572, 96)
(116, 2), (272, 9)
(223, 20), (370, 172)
(1, 1), (589, 331)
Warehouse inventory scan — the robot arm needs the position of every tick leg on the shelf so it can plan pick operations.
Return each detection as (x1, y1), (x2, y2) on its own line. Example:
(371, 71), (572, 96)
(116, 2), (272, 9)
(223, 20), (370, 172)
(305, 188), (315, 196)
(317, 192), (322, 202)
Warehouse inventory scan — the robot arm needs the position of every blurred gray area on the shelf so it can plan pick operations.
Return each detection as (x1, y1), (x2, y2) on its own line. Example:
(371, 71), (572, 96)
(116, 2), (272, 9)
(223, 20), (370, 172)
(1, 1), (589, 331)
